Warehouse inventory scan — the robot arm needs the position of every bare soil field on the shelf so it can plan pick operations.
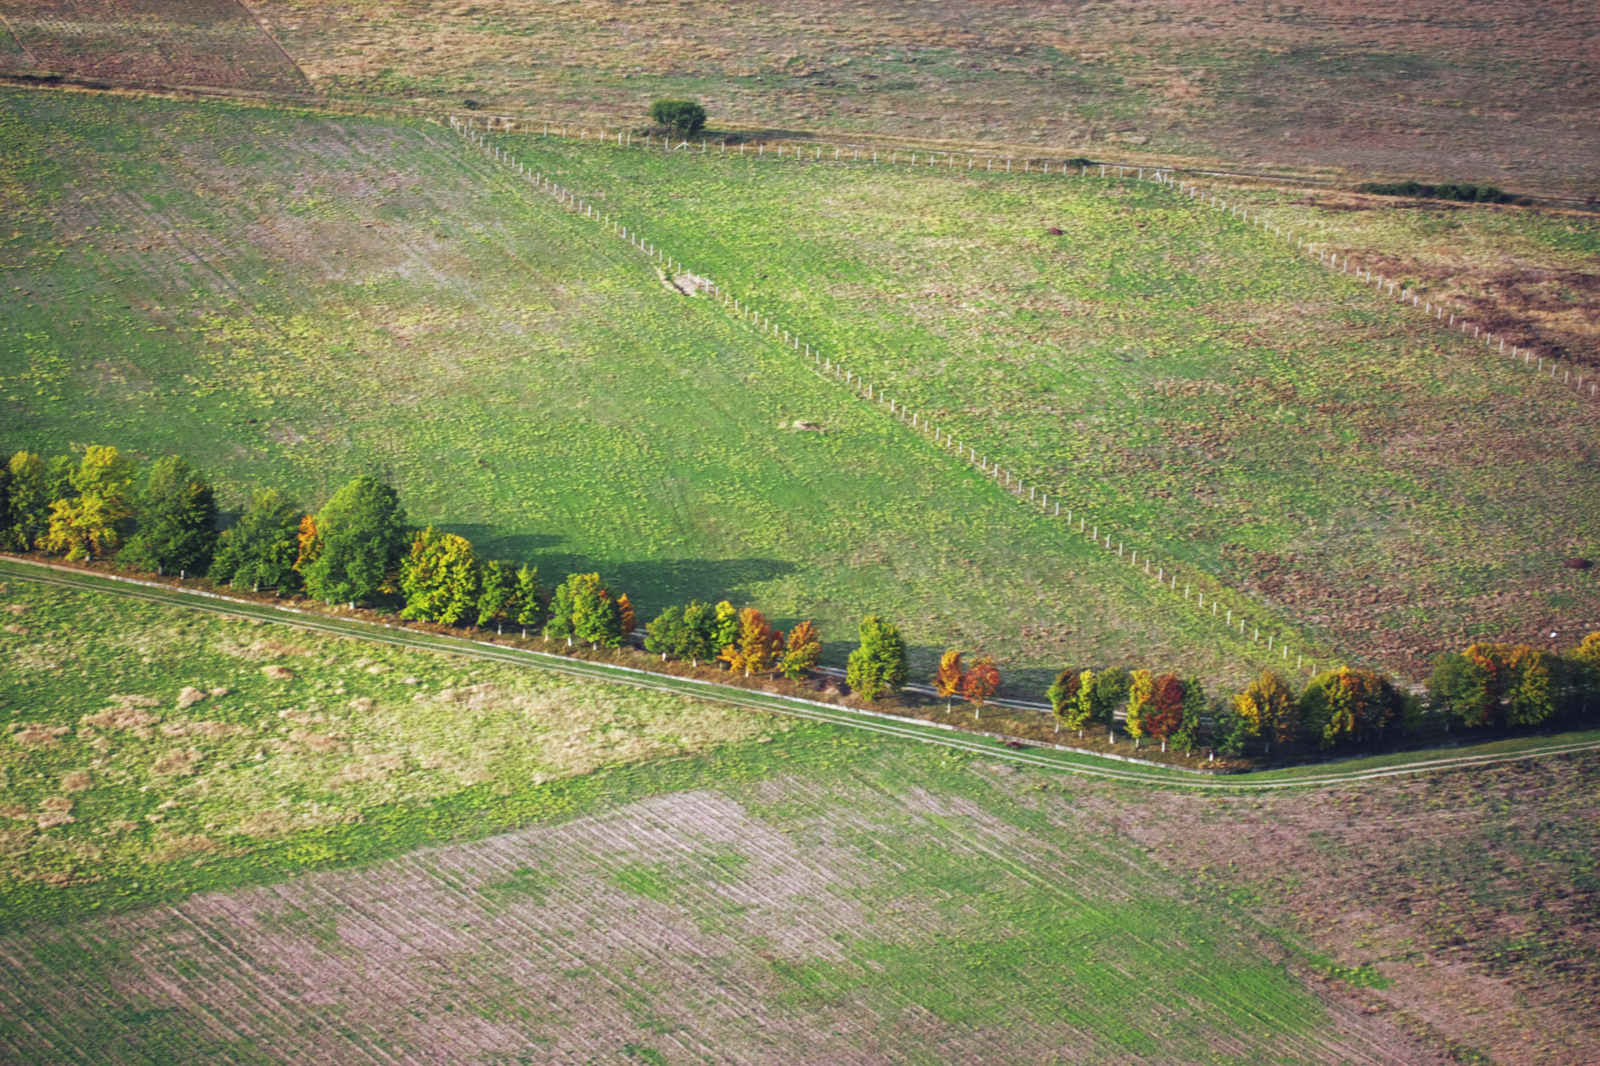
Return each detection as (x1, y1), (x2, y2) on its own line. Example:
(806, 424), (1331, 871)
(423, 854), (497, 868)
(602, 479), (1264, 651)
(5, 733), (1596, 1064)
(0, 0), (308, 92)
(241, 0), (1600, 196)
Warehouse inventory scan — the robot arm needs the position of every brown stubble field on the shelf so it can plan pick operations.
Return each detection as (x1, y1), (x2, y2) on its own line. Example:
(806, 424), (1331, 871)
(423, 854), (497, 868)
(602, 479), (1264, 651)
(237, 0), (1600, 195)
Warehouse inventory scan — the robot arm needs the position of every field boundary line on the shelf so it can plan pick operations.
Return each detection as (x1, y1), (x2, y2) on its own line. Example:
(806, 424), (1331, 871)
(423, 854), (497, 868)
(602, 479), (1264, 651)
(6, 556), (1596, 791)
(452, 118), (1339, 680)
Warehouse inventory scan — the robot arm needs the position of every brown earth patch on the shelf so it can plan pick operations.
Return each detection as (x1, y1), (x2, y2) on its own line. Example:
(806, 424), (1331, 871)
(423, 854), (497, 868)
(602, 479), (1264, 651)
(151, 749), (204, 776)
(10, 724), (70, 747)
(261, 664), (294, 681)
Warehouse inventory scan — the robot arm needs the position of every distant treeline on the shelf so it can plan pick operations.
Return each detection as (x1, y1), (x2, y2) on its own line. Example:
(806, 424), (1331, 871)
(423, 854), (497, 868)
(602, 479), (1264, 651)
(5, 445), (1596, 759)
(1356, 180), (1510, 203)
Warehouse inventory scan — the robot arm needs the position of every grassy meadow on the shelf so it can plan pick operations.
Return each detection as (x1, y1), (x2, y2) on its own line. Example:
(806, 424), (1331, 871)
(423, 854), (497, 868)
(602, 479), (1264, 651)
(479, 131), (1600, 675)
(0, 87), (1314, 691)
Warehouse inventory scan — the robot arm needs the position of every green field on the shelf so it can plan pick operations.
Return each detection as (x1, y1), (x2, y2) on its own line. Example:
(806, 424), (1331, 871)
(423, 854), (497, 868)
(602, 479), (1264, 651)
(474, 128), (1600, 676)
(0, 88), (1327, 691)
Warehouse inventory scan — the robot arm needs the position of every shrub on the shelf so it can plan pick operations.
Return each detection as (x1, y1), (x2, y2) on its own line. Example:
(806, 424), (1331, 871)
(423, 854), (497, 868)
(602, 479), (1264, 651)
(649, 99), (707, 136)
(1356, 180), (1507, 203)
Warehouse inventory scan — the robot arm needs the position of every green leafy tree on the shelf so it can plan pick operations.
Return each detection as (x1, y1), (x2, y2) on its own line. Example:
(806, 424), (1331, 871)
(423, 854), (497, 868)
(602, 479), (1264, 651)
(1094, 666), (1130, 721)
(513, 565), (542, 628)
(119, 455), (218, 575)
(1210, 702), (1249, 757)
(44, 454), (76, 504)
(1046, 667), (1083, 734)
(476, 559), (520, 629)
(1566, 632), (1600, 714)
(649, 99), (707, 135)
(1431, 643), (1556, 729)
(846, 614), (907, 700)
(2, 451), (48, 550)
(1172, 677), (1207, 753)
(710, 600), (740, 658)
(1124, 669), (1154, 739)
(399, 527), (482, 625)
(574, 578), (623, 648)
(677, 600), (719, 665)
(780, 620), (822, 681)
(301, 475), (408, 605)
(1301, 667), (1406, 748)
(70, 445), (137, 501)
(645, 605), (684, 659)
(208, 489), (303, 592)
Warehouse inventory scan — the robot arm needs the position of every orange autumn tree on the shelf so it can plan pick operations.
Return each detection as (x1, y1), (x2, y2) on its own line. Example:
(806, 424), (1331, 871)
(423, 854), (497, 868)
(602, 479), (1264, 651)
(780, 620), (822, 680)
(1234, 670), (1298, 751)
(719, 607), (783, 676)
(961, 657), (1001, 719)
(294, 514), (322, 573)
(1124, 669), (1154, 739)
(934, 649), (965, 711)
(616, 592), (636, 637)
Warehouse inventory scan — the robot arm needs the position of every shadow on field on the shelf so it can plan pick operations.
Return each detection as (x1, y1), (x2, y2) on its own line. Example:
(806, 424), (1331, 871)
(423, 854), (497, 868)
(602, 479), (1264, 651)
(440, 525), (799, 614)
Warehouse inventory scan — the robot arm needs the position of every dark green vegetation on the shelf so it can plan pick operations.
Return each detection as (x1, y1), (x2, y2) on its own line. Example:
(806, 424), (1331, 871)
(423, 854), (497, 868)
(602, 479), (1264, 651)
(0, 87), (1318, 691)
(1357, 180), (1509, 204)
(490, 131), (1600, 677)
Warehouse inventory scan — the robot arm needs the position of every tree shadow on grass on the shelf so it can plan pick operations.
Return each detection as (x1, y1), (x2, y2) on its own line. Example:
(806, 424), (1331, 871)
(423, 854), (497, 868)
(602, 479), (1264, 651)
(435, 523), (799, 617)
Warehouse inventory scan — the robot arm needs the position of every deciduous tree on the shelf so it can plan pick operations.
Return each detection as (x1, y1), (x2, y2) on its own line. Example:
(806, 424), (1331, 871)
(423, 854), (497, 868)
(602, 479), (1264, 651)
(711, 600), (740, 659)
(119, 455), (218, 575)
(476, 558), (518, 629)
(1234, 671), (1298, 750)
(1124, 669), (1154, 739)
(961, 657), (1001, 717)
(649, 99), (707, 135)
(399, 527), (482, 625)
(846, 614), (907, 700)
(2, 451), (47, 551)
(1430, 643), (1556, 729)
(1146, 673), (1186, 748)
(936, 650), (966, 711)
(1300, 667), (1405, 748)
(645, 605), (683, 660)
(1173, 677), (1207, 753)
(780, 620), (821, 680)
(616, 593), (636, 638)
(720, 607), (782, 675)
(39, 493), (127, 561)
(301, 475), (408, 605)
(513, 565), (542, 628)
(677, 600), (719, 665)
(1046, 667), (1082, 733)
(208, 489), (303, 592)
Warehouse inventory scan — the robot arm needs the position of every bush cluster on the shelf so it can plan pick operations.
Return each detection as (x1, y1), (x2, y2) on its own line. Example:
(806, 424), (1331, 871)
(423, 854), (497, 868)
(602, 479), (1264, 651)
(1356, 180), (1508, 203)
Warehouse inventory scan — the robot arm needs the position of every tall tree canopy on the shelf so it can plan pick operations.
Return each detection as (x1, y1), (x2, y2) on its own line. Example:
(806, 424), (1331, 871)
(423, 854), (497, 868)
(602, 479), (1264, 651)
(720, 607), (782, 675)
(846, 614), (907, 700)
(2, 451), (47, 550)
(399, 527), (482, 625)
(1300, 667), (1406, 748)
(1146, 673), (1186, 742)
(780, 621), (822, 680)
(208, 489), (303, 592)
(119, 455), (218, 574)
(1234, 671), (1298, 746)
(301, 475), (408, 604)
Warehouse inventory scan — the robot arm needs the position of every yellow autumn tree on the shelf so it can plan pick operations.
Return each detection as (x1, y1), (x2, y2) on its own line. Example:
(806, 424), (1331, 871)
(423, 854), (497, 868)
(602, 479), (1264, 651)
(1233, 670), (1298, 749)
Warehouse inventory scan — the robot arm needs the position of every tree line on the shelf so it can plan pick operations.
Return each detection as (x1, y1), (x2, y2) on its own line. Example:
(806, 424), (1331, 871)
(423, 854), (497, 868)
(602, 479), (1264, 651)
(5, 446), (1596, 756)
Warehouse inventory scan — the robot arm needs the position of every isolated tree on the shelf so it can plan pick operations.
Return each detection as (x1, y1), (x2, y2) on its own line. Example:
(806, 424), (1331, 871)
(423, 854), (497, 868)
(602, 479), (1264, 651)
(301, 475), (408, 605)
(119, 455), (218, 575)
(1124, 669), (1154, 739)
(399, 527), (482, 625)
(2, 451), (47, 550)
(720, 607), (783, 676)
(1046, 667), (1082, 734)
(961, 657), (1001, 718)
(1146, 673), (1186, 749)
(645, 604), (684, 660)
(705, 600), (737, 655)
(1300, 667), (1405, 748)
(1234, 670), (1298, 751)
(846, 614), (907, 700)
(1172, 677), (1207, 754)
(936, 650), (966, 712)
(616, 592), (636, 638)
(780, 620), (822, 680)
(476, 558), (519, 629)
(649, 99), (707, 136)
(208, 489), (303, 592)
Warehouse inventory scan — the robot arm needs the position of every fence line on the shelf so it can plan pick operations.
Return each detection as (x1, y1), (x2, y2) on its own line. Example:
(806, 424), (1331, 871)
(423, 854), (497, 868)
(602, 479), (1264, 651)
(450, 117), (1370, 677)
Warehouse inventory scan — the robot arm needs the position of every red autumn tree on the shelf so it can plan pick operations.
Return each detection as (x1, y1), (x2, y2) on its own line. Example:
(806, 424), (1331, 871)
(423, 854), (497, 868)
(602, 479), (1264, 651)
(1146, 672), (1186, 747)
(780, 620), (822, 680)
(961, 657), (1001, 717)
